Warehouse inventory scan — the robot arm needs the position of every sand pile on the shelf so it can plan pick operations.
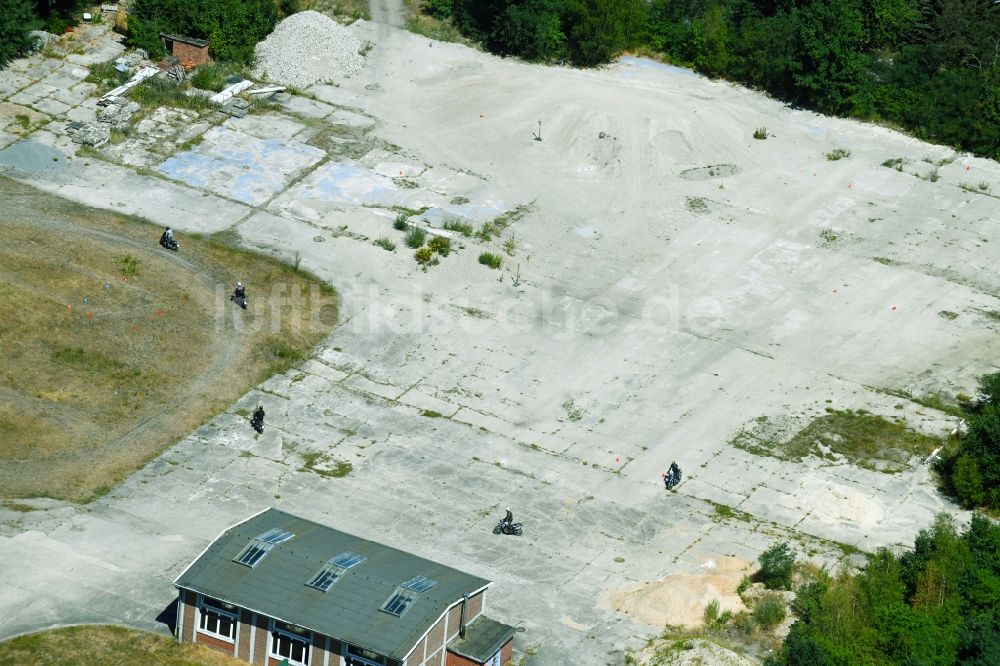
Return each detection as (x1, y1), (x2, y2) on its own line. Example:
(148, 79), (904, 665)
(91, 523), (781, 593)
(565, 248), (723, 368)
(251, 11), (364, 88)
(603, 557), (751, 628)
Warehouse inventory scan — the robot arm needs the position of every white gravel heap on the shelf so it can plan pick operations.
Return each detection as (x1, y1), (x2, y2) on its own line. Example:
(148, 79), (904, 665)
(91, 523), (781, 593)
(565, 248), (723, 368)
(251, 11), (364, 89)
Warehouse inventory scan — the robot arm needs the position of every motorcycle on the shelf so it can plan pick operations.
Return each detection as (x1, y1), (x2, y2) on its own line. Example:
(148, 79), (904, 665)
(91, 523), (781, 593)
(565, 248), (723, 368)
(493, 519), (523, 536)
(159, 235), (179, 252)
(231, 293), (248, 310)
(250, 413), (264, 434)
(664, 467), (682, 490)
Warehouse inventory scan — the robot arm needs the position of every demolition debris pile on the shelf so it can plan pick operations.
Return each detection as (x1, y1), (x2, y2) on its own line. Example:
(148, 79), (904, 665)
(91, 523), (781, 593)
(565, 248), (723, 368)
(251, 11), (364, 89)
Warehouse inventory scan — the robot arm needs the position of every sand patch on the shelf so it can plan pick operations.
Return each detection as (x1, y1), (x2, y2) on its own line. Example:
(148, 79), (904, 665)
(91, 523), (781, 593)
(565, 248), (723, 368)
(603, 557), (751, 628)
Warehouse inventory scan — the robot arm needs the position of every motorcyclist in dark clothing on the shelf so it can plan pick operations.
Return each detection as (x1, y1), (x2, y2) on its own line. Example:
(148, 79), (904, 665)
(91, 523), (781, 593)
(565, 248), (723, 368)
(159, 226), (178, 250)
(504, 507), (514, 527)
(665, 461), (682, 489)
(231, 281), (247, 309)
(251, 405), (265, 434)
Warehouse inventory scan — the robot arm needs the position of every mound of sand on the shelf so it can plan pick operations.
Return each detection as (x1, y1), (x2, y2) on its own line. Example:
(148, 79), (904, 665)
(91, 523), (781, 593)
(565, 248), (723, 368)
(604, 557), (751, 628)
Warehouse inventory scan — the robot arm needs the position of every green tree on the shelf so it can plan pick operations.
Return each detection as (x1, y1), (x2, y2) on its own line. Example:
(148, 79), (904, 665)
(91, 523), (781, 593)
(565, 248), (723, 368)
(0, 0), (38, 69)
(689, 3), (731, 76)
(756, 541), (795, 590)
(789, 0), (870, 113)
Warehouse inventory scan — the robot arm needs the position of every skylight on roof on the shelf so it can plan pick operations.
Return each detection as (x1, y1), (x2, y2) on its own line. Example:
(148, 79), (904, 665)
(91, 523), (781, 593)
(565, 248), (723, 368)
(380, 576), (438, 617)
(306, 551), (367, 592)
(233, 528), (294, 568)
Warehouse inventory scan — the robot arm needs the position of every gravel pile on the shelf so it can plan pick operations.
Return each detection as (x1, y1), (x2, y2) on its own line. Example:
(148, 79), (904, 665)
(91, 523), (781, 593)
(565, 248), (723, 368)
(252, 11), (364, 89)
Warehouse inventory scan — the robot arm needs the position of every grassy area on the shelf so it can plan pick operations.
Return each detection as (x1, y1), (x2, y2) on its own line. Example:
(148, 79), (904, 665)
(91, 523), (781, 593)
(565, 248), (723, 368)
(404, 1), (470, 43)
(305, 0), (370, 21)
(0, 177), (337, 501)
(730, 409), (941, 473)
(0, 625), (244, 665)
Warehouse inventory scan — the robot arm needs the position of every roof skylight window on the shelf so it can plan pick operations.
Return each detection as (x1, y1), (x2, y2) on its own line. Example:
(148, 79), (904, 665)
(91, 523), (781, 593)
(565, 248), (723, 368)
(306, 551), (367, 592)
(233, 528), (294, 568)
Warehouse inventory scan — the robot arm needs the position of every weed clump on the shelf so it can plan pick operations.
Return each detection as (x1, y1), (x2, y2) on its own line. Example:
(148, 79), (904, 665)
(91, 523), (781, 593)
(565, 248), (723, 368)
(753, 127), (769, 140)
(405, 227), (427, 249)
(825, 147), (851, 161)
(478, 252), (502, 269)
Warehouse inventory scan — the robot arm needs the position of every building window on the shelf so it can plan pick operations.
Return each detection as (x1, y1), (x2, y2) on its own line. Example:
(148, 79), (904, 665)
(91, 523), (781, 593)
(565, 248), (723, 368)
(486, 651), (501, 666)
(344, 643), (388, 666)
(197, 596), (237, 642)
(271, 620), (311, 665)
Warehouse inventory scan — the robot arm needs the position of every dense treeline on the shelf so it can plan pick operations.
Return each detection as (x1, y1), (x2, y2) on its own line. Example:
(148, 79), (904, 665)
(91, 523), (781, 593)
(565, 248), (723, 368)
(128, 0), (279, 64)
(937, 373), (1000, 510)
(766, 513), (1000, 665)
(0, 0), (283, 67)
(420, 0), (1000, 158)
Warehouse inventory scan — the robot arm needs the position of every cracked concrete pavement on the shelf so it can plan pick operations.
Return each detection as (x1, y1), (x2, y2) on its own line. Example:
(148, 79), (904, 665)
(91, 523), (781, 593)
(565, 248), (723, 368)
(1, 13), (999, 666)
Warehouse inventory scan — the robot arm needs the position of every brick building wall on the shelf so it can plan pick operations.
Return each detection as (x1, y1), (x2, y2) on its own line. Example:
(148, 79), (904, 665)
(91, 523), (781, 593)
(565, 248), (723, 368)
(170, 41), (210, 67)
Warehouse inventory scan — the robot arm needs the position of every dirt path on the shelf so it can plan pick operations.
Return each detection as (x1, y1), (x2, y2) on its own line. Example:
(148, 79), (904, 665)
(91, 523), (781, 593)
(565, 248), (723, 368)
(369, 0), (405, 28)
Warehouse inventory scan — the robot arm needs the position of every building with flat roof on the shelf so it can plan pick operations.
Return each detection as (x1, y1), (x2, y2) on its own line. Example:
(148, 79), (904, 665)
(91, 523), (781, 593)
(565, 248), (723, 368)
(173, 509), (516, 666)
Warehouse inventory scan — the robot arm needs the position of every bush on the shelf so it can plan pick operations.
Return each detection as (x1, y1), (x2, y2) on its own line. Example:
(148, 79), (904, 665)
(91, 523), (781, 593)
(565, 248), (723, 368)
(478, 252), (502, 269)
(826, 148), (851, 161)
(0, 0), (38, 69)
(756, 542), (795, 590)
(752, 593), (786, 628)
(404, 227), (427, 249)
(414, 246), (434, 265)
(374, 237), (395, 251)
(753, 127), (769, 140)
(393, 213), (409, 231)
(128, 0), (278, 63)
(427, 235), (451, 256)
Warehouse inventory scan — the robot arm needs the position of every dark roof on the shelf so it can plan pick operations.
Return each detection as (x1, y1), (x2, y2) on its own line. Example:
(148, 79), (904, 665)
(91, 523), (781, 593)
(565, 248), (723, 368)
(175, 509), (490, 660)
(447, 616), (517, 663)
(160, 33), (209, 48)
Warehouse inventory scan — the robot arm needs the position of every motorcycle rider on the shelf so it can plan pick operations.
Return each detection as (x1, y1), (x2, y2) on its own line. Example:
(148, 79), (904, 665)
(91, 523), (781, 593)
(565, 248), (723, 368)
(160, 226), (176, 249)
(234, 281), (245, 300)
(504, 507), (513, 528)
(251, 404), (264, 433)
(665, 461), (681, 489)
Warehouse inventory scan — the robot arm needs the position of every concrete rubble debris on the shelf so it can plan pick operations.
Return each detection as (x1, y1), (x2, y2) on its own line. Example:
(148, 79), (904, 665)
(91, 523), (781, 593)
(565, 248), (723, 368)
(97, 96), (140, 130)
(220, 98), (250, 118)
(67, 122), (110, 147)
(251, 10), (364, 88)
(210, 80), (253, 104)
(100, 66), (160, 105)
(164, 65), (186, 82)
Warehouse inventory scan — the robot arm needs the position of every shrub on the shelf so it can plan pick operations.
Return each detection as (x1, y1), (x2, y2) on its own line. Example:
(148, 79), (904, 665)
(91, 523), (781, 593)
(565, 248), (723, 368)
(826, 148), (851, 160)
(405, 227), (427, 249)
(119, 255), (140, 276)
(393, 213), (409, 231)
(478, 252), (502, 269)
(414, 246), (434, 265)
(427, 235), (451, 256)
(753, 127), (769, 140)
(374, 237), (395, 251)
(755, 542), (795, 590)
(752, 593), (787, 628)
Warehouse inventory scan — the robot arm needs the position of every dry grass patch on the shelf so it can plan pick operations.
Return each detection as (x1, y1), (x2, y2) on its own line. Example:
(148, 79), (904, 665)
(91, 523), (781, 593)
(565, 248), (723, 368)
(0, 625), (244, 666)
(730, 409), (941, 473)
(0, 177), (337, 501)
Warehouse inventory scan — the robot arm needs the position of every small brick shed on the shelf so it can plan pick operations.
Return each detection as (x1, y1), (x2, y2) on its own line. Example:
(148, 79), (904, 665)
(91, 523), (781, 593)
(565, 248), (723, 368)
(160, 33), (210, 68)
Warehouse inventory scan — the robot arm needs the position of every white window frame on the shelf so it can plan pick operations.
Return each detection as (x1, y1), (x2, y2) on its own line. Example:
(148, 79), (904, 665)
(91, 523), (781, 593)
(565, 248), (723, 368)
(270, 619), (312, 666)
(196, 595), (238, 643)
(343, 643), (388, 666)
